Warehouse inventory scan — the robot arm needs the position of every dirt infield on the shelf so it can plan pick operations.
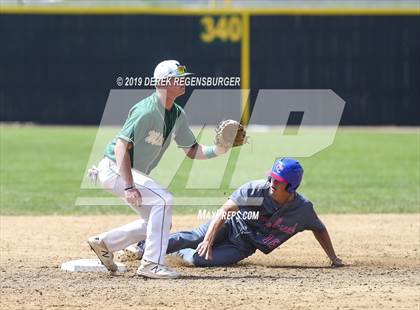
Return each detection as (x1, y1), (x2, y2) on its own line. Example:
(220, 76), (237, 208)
(1, 215), (419, 309)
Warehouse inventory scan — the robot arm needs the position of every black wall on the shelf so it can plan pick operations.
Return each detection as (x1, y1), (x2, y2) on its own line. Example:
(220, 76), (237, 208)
(0, 13), (418, 125)
(250, 15), (420, 125)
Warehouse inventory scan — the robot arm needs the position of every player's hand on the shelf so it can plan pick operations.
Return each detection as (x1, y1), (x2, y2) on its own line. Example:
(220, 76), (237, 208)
(196, 240), (213, 260)
(330, 256), (344, 267)
(125, 187), (142, 208)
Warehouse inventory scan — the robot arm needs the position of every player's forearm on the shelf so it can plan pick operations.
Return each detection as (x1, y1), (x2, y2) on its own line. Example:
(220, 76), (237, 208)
(203, 215), (225, 245)
(313, 229), (339, 260)
(115, 140), (134, 187)
(204, 200), (239, 244)
(185, 144), (227, 160)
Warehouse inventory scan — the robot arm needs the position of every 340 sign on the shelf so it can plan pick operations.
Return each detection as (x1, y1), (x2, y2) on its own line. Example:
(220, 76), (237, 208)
(200, 16), (242, 43)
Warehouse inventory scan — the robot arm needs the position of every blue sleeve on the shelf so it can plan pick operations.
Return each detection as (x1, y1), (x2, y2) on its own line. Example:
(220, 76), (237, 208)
(230, 185), (249, 206)
(229, 182), (264, 207)
(304, 203), (326, 231)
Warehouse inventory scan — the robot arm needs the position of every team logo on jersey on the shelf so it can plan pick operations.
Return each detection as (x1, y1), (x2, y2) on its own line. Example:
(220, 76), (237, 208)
(145, 130), (164, 146)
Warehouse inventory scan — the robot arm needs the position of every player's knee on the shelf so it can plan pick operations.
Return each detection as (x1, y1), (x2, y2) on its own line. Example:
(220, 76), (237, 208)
(164, 192), (174, 206)
(158, 191), (174, 209)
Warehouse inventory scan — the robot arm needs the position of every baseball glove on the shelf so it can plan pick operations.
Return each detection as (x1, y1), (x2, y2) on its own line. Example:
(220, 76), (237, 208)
(214, 119), (247, 149)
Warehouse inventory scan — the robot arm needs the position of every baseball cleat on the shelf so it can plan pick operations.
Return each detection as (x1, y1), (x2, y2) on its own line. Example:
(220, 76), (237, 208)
(87, 236), (118, 272)
(115, 242), (144, 262)
(136, 260), (181, 279)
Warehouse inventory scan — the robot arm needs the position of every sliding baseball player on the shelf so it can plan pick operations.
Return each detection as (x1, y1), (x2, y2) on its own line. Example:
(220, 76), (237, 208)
(132, 158), (344, 268)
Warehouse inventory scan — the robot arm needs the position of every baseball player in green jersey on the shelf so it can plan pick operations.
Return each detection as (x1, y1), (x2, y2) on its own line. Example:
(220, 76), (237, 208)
(88, 60), (230, 279)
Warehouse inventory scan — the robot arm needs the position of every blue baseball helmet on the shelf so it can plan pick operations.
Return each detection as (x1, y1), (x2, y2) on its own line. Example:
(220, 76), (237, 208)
(269, 157), (304, 193)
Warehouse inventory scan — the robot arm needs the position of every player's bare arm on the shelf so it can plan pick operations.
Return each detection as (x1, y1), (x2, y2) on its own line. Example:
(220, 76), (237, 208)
(196, 199), (239, 260)
(312, 227), (344, 267)
(183, 143), (227, 160)
(115, 138), (141, 207)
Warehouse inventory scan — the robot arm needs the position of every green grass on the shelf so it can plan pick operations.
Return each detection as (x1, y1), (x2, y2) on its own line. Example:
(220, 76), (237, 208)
(0, 125), (419, 215)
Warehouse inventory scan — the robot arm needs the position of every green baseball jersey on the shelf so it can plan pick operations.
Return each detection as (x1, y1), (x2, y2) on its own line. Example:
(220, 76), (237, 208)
(104, 92), (196, 174)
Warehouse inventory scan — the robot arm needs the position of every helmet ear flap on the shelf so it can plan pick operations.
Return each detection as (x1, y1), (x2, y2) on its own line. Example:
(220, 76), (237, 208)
(285, 183), (292, 192)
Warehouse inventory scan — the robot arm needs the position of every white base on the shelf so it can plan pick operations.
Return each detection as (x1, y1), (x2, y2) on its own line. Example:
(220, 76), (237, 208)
(61, 259), (127, 273)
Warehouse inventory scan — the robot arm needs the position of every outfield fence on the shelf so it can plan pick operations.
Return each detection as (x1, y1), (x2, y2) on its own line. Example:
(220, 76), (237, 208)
(0, 5), (419, 125)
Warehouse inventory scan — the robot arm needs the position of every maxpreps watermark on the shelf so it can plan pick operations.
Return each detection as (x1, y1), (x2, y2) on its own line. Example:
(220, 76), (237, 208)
(77, 89), (345, 208)
(116, 76), (241, 87)
(197, 209), (260, 220)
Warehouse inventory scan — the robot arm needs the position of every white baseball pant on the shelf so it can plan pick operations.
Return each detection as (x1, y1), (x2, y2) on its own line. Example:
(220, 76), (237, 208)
(95, 157), (172, 265)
